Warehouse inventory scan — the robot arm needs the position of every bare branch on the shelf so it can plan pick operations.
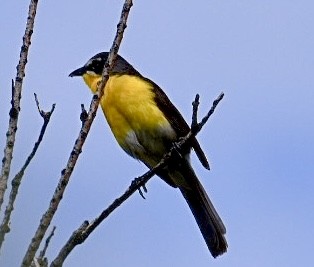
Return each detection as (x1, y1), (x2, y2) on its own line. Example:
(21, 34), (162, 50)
(0, 95), (55, 250)
(21, 1), (134, 266)
(31, 258), (45, 267)
(191, 93), (200, 129)
(51, 93), (224, 266)
(0, 0), (39, 211)
(191, 92), (224, 135)
(37, 226), (56, 263)
(79, 104), (88, 126)
(50, 222), (89, 267)
(30, 226), (56, 267)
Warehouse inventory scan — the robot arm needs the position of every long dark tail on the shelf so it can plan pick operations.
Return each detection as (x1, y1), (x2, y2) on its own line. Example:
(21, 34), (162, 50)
(177, 164), (227, 257)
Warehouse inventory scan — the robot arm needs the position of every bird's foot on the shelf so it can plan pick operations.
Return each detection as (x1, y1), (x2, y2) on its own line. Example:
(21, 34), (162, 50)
(132, 177), (148, 199)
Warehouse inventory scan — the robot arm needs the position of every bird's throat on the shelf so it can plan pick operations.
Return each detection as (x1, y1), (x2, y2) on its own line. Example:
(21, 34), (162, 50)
(82, 73), (102, 94)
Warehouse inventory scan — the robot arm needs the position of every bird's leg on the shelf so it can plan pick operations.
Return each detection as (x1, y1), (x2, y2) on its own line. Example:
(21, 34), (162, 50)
(171, 137), (191, 161)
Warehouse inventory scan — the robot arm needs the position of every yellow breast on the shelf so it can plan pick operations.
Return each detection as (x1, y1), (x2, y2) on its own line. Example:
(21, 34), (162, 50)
(82, 73), (174, 152)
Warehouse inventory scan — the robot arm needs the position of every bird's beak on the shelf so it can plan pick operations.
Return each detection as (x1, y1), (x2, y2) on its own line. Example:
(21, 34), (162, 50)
(69, 66), (86, 77)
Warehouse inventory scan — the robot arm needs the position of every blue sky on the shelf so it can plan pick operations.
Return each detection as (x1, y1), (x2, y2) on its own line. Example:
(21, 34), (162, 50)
(1, 1), (314, 266)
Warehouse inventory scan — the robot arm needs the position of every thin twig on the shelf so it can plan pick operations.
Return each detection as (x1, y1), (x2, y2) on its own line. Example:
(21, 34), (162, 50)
(31, 226), (56, 267)
(21, 1), (134, 266)
(0, 95), (55, 250)
(0, 0), (39, 211)
(50, 222), (89, 267)
(199, 93), (224, 127)
(38, 226), (56, 262)
(191, 93), (200, 129)
(51, 93), (224, 266)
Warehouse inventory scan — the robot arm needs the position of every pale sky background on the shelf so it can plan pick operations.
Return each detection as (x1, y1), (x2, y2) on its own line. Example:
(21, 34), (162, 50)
(1, 1), (314, 266)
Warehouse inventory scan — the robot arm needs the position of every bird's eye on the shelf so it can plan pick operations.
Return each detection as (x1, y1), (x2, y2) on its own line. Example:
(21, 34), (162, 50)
(93, 61), (100, 68)
(91, 60), (103, 73)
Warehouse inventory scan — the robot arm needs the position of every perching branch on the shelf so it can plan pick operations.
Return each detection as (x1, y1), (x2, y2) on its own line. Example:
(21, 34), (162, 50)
(51, 93), (224, 267)
(0, 0), (39, 212)
(0, 95), (55, 250)
(21, 1), (134, 266)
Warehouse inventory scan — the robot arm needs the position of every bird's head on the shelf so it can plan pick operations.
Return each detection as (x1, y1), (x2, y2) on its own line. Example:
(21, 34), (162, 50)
(69, 52), (140, 92)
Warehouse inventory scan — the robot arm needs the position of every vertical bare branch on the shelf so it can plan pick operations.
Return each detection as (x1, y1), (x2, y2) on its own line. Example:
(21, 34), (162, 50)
(0, 0), (39, 211)
(21, 1), (133, 266)
(0, 95), (55, 249)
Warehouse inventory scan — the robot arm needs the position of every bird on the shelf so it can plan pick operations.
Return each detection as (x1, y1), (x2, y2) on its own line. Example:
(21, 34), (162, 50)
(69, 52), (227, 257)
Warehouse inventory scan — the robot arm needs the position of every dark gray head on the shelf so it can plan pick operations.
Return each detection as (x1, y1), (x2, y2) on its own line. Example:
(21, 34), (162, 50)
(69, 52), (141, 77)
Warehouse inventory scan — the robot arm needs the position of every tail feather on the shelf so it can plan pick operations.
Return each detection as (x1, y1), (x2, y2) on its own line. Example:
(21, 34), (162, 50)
(177, 164), (227, 257)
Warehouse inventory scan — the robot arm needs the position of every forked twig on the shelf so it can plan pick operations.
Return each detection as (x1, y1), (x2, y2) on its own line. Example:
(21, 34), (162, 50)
(0, 95), (55, 250)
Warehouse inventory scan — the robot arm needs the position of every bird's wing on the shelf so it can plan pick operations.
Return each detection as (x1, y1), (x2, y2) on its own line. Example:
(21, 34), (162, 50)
(145, 77), (210, 170)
